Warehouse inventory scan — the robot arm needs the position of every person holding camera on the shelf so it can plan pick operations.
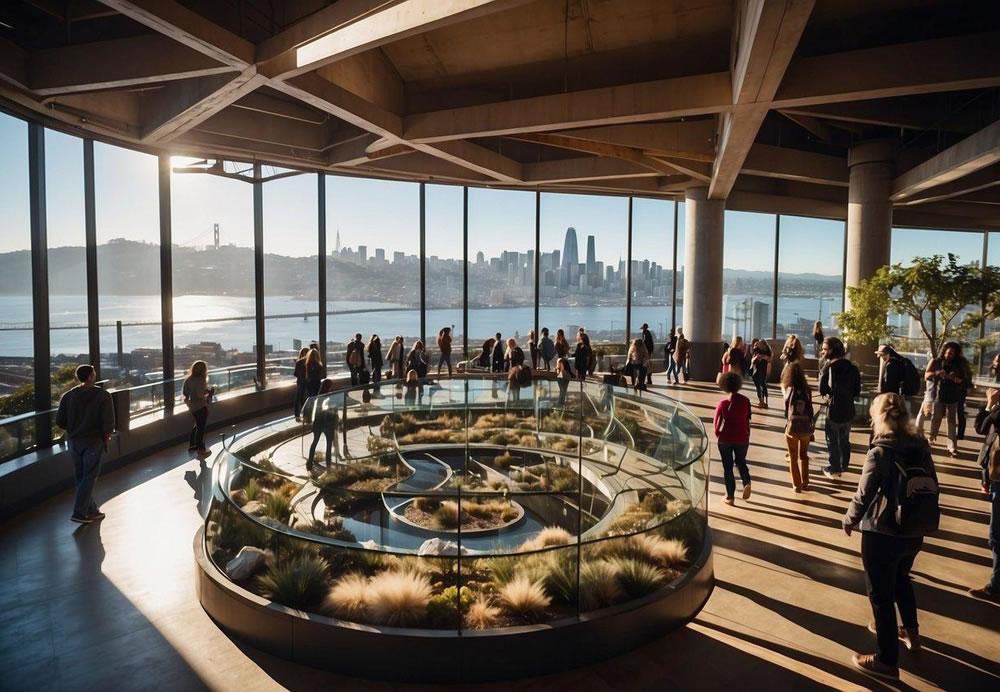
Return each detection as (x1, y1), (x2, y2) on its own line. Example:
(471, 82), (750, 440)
(183, 360), (213, 458)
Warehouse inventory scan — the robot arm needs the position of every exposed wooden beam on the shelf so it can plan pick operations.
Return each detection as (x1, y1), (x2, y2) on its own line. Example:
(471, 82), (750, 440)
(742, 143), (847, 187)
(367, 143), (413, 160)
(275, 72), (402, 139)
(232, 91), (329, 125)
(893, 161), (1000, 206)
(173, 131), (329, 168)
(95, 0), (254, 67)
(555, 121), (716, 162)
(360, 153), (491, 182)
(194, 106), (333, 152)
(710, 0), (815, 200)
(892, 119), (1000, 202)
(412, 139), (522, 183)
(30, 35), (235, 96)
(260, 0), (533, 80)
(140, 68), (264, 143)
(327, 133), (382, 166)
(404, 71), (732, 143)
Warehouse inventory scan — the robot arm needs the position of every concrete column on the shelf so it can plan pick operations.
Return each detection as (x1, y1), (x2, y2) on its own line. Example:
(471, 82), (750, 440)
(682, 186), (725, 382)
(845, 140), (895, 371)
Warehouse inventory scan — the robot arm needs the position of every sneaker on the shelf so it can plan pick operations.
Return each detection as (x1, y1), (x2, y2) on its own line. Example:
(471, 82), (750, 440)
(742, 483), (752, 500)
(969, 584), (1000, 602)
(70, 513), (93, 524)
(87, 510), (106, 522)
(851, 653), (899, 680)
(822, 468), (836, 480)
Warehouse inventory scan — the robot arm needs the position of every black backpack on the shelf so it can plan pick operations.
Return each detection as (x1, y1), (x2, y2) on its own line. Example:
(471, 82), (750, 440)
(876, 445), (940, 537)
(901, 357), (921, 396)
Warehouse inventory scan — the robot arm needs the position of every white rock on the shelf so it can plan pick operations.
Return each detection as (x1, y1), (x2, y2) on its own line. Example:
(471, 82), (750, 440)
(360, 539), (378, 550)
(226, 546), (268, 580)
(241, 500), (265, 515)
(417, 537), (468, 556)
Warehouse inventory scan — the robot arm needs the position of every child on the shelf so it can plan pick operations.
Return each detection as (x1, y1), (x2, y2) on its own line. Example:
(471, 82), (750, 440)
(714, 371), (753, 505)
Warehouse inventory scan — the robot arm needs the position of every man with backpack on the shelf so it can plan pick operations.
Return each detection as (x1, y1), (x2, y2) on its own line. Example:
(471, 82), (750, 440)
(819, 337), (861, 478)
(843, 393), (939, 681)
(345, 333), (365, 386)
(969, 387), (1000, 602)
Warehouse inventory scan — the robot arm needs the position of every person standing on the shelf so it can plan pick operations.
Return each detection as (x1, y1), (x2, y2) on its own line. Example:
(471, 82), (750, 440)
(407, 340), (428, 378)
(345, 333), (365, 386)
(386, 336), (404, 379)
(819, 337), (861, 478)
(182, 360), (213, 458)
(505, 337), (525, 370)
(723, 342), (747, 376)
(782, 362), (814, 493)
(368, 334), (383, 386)
(674, 329), (690, 384)
(627, 338), (650, 392)
(304, 379), (338, 472)
(749, 338), (772, 408)
(539, 328), (555, 370)
(491, 332), (505, 373)
(436, 327), (453, 376)
(555, 357), (573, 405)
(875, 345), (906, 395)
(305, 347), (324, 395)
(843, 393), (936, 680)
(714, 371), (753, 505)
(640, 323), (655, 386)
(928, 341), (972, 457)
(813, 321), (825, 358)
(969, 387), (1000, 602)
(573, 332), (592, 382)
(554, 328), (570, 361)
(292, 346), (310, 420)
(664, 327), (679, 384)
(528, 328), (539, 370)
(56, 364), (115, 523)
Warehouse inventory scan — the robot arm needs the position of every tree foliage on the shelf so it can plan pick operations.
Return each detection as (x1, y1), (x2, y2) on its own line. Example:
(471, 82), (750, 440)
(836, 254), (1000, 357)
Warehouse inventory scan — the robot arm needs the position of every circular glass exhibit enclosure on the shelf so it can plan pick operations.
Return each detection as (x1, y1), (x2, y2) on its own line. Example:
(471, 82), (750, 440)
(196, 375), (712, 681)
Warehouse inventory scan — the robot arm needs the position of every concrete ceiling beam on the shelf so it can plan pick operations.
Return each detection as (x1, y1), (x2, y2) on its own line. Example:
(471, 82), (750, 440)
(742, 143), (848, 187)
(893, 161), (1000, 206)
(193, 106), (333, 152)
(522, 157), (669, 185)
(892, 118), (1000, 202)
(554, 121), (716, 162)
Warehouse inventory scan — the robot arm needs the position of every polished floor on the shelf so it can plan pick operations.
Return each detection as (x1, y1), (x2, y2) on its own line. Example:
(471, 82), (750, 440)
(2, 378), (998, 691)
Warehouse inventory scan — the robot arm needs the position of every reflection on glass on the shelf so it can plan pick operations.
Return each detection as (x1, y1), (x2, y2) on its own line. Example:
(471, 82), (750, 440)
(630, 198), (675, 347)
(986, 232), (1000, 375)
(722, 211), (775, 343)
(424, 184), (463, 363)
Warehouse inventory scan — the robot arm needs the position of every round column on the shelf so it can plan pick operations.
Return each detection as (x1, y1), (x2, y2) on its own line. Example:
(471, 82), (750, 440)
(845, 140), (895, 371)
(682, 186), (725, 382)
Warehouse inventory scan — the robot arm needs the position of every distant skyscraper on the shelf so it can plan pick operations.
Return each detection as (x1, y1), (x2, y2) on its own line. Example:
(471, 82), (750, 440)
(375, 248), (385, 262)
(213, 223), (220, 250)
(335, 230), (341, 253)
(561, 228), (578, 270)
(552, 249), (560, 269)
(586, 235), (596, 275)
(393, 251), (404, 264)
(476, 251), (485, 264)
(358, 245), (367, 263)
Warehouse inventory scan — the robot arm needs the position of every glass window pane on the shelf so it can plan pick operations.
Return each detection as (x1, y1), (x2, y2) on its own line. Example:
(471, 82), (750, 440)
(539, 192), (628, 349)
(94, 143), (161, 388)
(171, 160), (254, 397)
(326, 177), (419, 374)
(263, 172), (317, 384)
(467, 188), (536, 356)
(986, 232), (1000, 375)
(45, 129), (89, 402)
(675, 200), (686, 338)
(722, 211), (775, 343)
(630, 198), (675, 347)
(424, 184), (464, 363)
(0, 113), (31, 416)
(777, 215), (845, 356)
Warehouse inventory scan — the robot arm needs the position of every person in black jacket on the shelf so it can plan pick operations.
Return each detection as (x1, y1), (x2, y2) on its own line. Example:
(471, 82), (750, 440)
(345, 334), (365, 386)
(573, 332), (592, 382)
(664, 328), (679, 384)
(875, 344), (905, 395)
(640, 323), (654, 386)
(843, 393), (935, 680)
(491, 332), (505, 373)
(819, 337), (861, 478)
(367, 334), (383, 387)
(292, 346), (310, 420)
(55, 365), (115, 524)
(927, 341), (972, 457)
(969, 388), (1000, 602)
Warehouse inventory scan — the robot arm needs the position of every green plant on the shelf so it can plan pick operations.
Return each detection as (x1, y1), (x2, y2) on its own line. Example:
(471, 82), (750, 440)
(309, 518), (356, 543)
(609, 557), (665, 599)
(465, 596), (501, 630)
(244, 478), (261, 503)
(579, 561), (623, 610)
(262, 492), (292, 523)
(212, 512), (269, 552)
(255, 555), (329, 610)
(426, 585), (475, 627)
(367, 568), (432, 626)
(541, 550), (577, 602)
(488, 554), (520, 588)
(323, 573), (369, 619)
(498, 576), (551, 621)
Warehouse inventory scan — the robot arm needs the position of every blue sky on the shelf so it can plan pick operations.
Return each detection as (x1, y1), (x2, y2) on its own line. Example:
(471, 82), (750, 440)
(1, 111), (994, 274)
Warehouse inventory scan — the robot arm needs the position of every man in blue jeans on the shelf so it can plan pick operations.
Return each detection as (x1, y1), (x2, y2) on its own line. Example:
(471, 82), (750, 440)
(970, 388), (1000, 602)
(55, 364), (115, 524)
(819, 337), (860, 479)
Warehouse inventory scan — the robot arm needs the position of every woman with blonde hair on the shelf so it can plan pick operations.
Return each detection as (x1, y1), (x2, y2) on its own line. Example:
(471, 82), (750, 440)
(843, 393), (936, 680)
(292, 346), (310, 420)
(386, 335), (404, 379)
(183, 360), (213, 457)
(627, 338), (650, 392)
(304, 346), (324, 395)
(554, 329), (570, 359)
(406, 340), (428, 378)
(505, 337), (525, 370)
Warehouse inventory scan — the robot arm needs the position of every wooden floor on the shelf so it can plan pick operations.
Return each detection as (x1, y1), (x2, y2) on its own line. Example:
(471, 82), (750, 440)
(2, 378), (998, 691)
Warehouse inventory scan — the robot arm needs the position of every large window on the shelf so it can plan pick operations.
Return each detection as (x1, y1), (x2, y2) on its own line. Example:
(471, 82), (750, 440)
(777, 215), (845, 355)
(467, 188), (536, 352)
(539, 192), (628, 347)
(45, 129), (89, 401)
(0, 113), (30, 416)
(326, 177), (419, 372)
(424, 184), (464, 361)
(987, 232), (1000, 373)
(263, 171), (318, 380)
(171, 160), (254, 388)
(675, 201), (686, 338)
(94, 143), (161, 388)
(722, 211), (776, 343)
(630, 198), (675, 347)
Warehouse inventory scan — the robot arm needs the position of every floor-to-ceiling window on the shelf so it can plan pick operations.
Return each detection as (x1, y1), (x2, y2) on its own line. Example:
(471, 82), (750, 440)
(263, 171), (318, 382)
(94, 143), (161, 389)
(45, 129), (89, 403)
(326, 176), (419, 373)
(171, 160), (255, 395)
(423, 184), (464, 364)
(674, 201), (686, 340)
(777, 215), (845, 356)
(722, 211), (776, 345)
(539, 192), (628, 349)
(0, 112), (31, 419)
(467, 188), (536, 355)
(630, 198), (675, 350)
(986, 232), (1000, 374)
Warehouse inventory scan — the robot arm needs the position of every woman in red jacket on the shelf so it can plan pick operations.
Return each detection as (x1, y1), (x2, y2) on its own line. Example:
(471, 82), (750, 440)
(714, 371), (753, 505)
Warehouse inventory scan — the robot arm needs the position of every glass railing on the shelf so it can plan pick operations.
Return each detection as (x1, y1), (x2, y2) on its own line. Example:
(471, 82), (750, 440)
(204, 374), (708, 632)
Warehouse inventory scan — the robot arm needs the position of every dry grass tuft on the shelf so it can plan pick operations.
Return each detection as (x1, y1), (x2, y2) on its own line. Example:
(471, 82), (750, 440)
(465, 596), (502, 630)
(367, 568), (432, 627)
(498, 576), (551, 620)
(323, 573), (370, 619)
(519, 526), (574, 552)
